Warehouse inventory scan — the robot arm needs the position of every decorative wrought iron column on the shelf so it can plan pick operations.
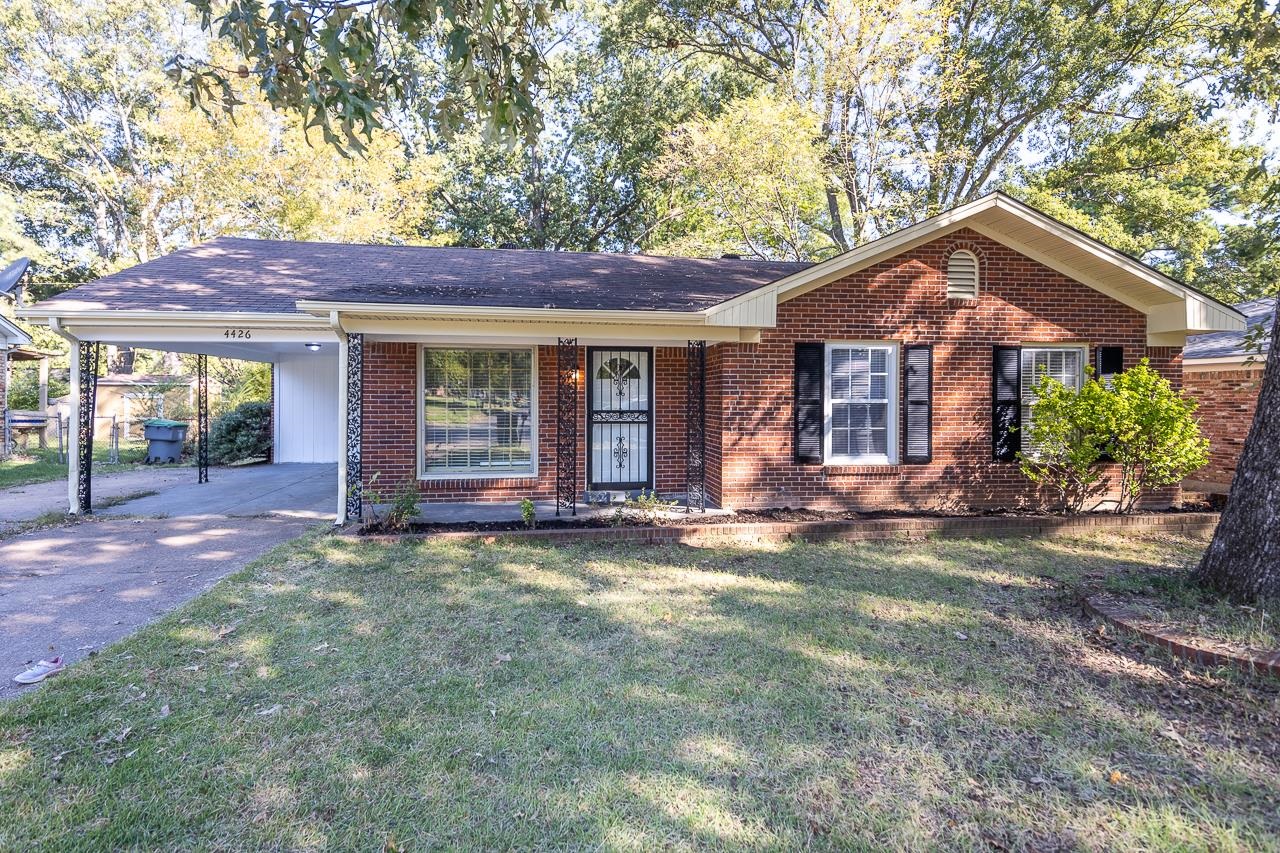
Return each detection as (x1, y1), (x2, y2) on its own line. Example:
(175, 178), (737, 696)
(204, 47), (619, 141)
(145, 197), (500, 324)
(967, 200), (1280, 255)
(556, 338), (579, 516)
(77, 342), (100, 513)
(345, 333), (364, 521)
(685, 340), (707, 513)
(197, 354), (209, 484)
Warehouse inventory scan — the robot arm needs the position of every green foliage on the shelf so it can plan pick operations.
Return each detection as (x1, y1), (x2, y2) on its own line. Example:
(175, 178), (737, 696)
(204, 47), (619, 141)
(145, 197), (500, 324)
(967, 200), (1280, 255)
(208, 401), (271, 465)
(170, 0), (562, 152)
(650, 94), (838, 260)
(1018, 360), (1209, 514)
(364, 473), (422, 532)
(520, 498), (537, 530)
(1017, 372), (1109, 513)
(1103, 361), (1210, 514)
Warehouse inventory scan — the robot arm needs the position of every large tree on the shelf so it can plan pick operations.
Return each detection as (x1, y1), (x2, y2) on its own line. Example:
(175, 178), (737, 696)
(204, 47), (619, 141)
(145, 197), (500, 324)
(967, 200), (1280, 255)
(1192, 0), (1280, 601)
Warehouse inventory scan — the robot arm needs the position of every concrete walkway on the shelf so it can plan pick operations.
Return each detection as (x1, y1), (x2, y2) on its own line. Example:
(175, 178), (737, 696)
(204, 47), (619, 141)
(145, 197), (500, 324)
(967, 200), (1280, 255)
(0, 514), (314, 699)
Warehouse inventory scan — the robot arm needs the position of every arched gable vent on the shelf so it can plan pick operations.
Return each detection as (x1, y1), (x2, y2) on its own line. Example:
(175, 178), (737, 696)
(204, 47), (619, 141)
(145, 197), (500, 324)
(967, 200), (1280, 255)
(947, 250), (979, 299)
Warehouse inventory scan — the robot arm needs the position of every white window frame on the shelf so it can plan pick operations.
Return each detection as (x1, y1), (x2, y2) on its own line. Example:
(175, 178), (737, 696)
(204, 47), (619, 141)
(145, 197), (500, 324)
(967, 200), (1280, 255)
(417, 344), (539, 480)
(824, 341), (899, 466)
(1019, 345), (1086, 455)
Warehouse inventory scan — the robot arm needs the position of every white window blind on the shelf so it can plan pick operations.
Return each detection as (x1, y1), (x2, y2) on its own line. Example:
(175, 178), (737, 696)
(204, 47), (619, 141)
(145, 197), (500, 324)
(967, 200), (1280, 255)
(826, 344), (896, 464)
(422, 348), (535, 475)
(1020, 347), (1083, 455)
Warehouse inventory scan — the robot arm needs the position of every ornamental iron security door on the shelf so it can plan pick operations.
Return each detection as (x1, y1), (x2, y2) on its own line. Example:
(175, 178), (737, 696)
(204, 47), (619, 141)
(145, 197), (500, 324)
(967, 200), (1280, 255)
(587, 347), (653, 492)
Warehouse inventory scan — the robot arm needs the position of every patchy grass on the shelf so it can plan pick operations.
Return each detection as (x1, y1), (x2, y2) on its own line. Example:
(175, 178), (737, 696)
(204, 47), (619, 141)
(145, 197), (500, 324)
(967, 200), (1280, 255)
(1104, 568), (1280, 651)
(1, 531), (1277, 850)
(0, 442), (158, 489)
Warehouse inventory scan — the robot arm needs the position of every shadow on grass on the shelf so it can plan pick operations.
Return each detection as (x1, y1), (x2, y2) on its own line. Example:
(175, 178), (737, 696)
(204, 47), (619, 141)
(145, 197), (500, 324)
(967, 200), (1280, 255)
(1, 531), (1276, 850)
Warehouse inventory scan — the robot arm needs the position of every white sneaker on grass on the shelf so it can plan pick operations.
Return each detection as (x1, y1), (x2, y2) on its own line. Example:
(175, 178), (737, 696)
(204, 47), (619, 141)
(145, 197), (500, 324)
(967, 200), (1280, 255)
(13, 657), (64, 684)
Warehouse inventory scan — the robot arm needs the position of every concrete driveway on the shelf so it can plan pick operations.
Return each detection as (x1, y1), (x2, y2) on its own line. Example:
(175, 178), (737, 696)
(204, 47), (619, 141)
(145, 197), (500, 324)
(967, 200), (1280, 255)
(0, 463), (336, 698)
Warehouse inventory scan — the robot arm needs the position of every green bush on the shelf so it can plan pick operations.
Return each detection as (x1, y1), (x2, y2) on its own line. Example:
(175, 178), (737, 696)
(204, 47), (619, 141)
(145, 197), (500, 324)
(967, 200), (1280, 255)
(208, 401), (272, 464)
(1018, 372), (1109, 512)
(1019, 359), (1209, 514)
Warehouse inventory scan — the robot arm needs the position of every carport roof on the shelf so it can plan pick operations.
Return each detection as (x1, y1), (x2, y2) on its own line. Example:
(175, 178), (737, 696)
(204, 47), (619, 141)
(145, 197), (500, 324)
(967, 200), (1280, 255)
(30, 238), (810, 314)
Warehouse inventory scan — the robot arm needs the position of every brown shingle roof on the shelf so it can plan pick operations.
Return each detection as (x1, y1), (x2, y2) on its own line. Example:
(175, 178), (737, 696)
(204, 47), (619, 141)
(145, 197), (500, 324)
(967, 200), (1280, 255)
(35, 237), (810, 314)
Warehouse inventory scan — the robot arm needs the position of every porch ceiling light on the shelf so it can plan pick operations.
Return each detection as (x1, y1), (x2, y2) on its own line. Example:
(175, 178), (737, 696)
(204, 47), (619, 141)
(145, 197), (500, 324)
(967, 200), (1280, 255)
(305, 342), (322, 351)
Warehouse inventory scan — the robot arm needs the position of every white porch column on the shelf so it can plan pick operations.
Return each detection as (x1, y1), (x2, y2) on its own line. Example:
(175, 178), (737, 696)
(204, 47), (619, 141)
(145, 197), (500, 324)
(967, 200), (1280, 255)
(336, 334), (349, 525)
(66, 341), (80, 514)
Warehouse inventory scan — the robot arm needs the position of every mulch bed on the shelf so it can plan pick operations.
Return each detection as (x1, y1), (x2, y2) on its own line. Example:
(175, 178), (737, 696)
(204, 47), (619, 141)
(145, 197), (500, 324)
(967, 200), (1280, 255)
(361, 502), (1217, 536)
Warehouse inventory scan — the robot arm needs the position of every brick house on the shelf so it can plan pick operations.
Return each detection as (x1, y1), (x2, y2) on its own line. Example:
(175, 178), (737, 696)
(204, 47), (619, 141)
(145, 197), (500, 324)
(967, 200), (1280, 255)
(20, 193), (1245, 520)
(1183, 297), (1275, 495)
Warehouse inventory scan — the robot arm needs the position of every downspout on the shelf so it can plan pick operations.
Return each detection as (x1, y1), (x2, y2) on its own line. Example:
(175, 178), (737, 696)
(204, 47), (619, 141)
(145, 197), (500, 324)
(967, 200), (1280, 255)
(330, 310), (349, 526)
(48, 317), (82, 514)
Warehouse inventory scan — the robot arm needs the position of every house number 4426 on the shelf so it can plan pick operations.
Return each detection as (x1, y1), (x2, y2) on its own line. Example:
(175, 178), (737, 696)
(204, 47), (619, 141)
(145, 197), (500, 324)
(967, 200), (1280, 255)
(223, 328), (252, 339)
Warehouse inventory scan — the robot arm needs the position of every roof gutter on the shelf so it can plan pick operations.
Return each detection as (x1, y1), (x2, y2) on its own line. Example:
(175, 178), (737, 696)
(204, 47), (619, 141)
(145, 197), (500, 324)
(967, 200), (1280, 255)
(294, 300), (732, 327)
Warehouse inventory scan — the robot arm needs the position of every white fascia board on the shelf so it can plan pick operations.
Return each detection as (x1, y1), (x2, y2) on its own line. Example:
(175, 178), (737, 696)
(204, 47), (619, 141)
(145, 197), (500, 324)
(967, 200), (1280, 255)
(295, 300), (714, 327)
(702, 192), (1249, 334)
(1184, 354), (1263, 371)
(704, 194), (1002, 326)
(18, 307), (327, 329)
(0, 314), (32, 346)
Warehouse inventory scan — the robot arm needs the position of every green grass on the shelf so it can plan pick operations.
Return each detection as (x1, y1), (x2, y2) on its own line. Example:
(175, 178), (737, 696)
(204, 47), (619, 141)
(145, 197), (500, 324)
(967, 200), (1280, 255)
(2, 530), (1277, 850)
(0, 442), (161, 489)
(1104, 569), (1280, 651)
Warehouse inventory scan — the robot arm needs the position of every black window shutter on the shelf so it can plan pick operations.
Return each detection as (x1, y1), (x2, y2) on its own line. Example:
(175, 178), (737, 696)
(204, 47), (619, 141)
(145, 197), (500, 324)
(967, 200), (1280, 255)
(1095, 346), (1124, 383)
(903, 345), (932, 464)
(992, 346), (1021, 461)
(794, 342), (824, 464)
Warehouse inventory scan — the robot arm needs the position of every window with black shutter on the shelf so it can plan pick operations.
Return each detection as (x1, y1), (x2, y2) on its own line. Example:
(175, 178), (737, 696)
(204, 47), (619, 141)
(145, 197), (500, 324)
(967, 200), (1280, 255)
(903, 345), (932, 463)
(992, 346), (1021, 461)
(1095, 346), (1124, 384)
(794, 342), (824, 464)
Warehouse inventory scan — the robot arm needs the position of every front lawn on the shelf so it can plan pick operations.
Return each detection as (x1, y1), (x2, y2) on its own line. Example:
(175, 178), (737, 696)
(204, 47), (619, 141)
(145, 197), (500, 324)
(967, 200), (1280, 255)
(2, 531), (1277, 849)
(0, 442), (154, 489)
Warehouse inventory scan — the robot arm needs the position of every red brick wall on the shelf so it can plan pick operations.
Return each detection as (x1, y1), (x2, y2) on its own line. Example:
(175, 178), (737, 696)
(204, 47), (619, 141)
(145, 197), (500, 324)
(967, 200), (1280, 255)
(361, 343), (691, 502)
(1184, 365), (1264, 492)
(715, 228), (1181, 511)
(359, 228), (1187, 511)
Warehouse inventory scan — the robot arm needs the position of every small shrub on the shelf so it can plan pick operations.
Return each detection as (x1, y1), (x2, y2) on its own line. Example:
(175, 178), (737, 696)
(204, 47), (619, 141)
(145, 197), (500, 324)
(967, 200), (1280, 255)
(520, 498), (536, 529)
(612, 489), (678, 526)
(1018, 371), (1109, 513)
(208, 401), (272, 464)
(364, 472), (421, 532)
(1018, 359), (1208, 514)
(1103, 360), (1208, 514)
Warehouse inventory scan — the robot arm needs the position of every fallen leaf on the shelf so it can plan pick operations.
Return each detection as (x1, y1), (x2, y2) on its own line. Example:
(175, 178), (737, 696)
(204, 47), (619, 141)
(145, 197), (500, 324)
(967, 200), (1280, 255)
(1109, 769), (1127, 785)
(312, 643), (329, 652)
(256, 704), (282, 717)
(159, 704), (171, 718)
(216, 623), (239, 639)
(954, 631), (969, 641)
(493, 653), (512, 664)
(1161, 727), (1187, 747)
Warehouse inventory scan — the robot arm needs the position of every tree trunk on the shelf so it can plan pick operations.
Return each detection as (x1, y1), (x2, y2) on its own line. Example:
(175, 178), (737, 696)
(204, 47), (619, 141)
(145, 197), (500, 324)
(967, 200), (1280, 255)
(1194, 304), (1280, 600)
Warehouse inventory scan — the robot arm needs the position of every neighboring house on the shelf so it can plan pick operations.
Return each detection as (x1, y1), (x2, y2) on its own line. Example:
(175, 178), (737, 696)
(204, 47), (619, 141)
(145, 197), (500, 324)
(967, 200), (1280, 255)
(51, 373), (200, 442)
(1, 314), (35, 457)
(19, 193), (1246, 520)
(1183, 296), (1275, 496)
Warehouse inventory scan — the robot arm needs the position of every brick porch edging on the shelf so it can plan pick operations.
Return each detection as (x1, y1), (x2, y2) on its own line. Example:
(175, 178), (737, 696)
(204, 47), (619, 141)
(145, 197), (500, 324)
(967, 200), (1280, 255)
(1084, 593), (1280, 680)
(347, 510), (1220, 548)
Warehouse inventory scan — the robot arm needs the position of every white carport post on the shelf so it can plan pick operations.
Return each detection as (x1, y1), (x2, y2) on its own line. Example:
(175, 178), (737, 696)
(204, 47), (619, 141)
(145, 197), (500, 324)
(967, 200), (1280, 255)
(50, 318), (83, 514)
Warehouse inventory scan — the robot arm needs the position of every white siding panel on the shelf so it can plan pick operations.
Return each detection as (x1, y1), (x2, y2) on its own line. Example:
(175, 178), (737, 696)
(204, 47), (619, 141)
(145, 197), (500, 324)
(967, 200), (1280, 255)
(274, 353), (339, 463)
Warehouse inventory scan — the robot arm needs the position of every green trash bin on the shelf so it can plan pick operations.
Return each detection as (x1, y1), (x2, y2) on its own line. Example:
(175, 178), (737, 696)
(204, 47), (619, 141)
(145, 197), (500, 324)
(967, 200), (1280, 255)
(143, 418), (189, 464)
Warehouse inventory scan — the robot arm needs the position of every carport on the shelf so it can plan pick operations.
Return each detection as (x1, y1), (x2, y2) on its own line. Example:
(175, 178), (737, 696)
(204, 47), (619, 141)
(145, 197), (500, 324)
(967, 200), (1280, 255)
(18, 306), (349, 519)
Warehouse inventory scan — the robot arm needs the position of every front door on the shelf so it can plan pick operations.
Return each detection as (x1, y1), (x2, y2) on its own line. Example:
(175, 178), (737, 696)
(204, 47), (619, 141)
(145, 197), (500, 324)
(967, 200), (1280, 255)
(587, 347), (653, 492)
